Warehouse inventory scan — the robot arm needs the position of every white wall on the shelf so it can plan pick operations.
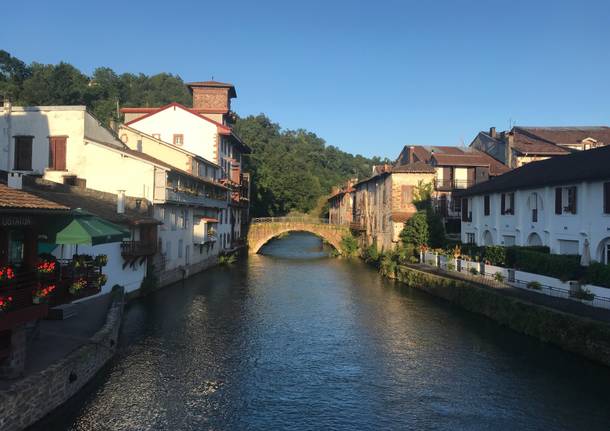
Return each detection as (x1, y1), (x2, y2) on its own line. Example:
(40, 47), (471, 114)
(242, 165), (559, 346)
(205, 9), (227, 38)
(126, 106), (219, 164)
(461, 180), (610, 262)
(53, 242), (146, 295)
(0, 106), (86, 174)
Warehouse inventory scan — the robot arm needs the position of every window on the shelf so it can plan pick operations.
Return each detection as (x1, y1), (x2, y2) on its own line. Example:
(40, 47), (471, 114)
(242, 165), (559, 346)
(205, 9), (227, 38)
(558, 239), (579, 255)
(501, 192), (514, 215)
(137, 139), (143, 152)
(14, 136), (33, 170)
(173, 134), (184, 146)
(165, 241), (172, 260)
(401, 186), (413, 208)
(48, 136), (67, 170)
(466, 233), (475, 244)
(503, 235), (516, 246)
(604, 182), (610, 214)
(171, 210), (177, 230)
(484, 195), (490, 216)
(185, 245), (190, 265)
(178, 239), (183, 258)
(555, 186), (577, 214)
(461, 198), (471, 222)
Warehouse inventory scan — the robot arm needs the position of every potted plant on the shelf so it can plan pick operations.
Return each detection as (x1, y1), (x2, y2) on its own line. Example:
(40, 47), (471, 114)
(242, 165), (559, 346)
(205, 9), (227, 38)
(69, 278), (87, 295)
(93, 274), (107, 289)
(94, 254), (108, 267)
(36, 260), (56, 275)
(0, 265), (15, 284)
(0, 295), (13, 313)
(33, 284), (56, 304)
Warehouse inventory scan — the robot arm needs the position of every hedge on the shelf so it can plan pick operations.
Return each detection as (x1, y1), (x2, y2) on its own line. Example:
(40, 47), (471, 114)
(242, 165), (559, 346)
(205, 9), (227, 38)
(584, 262), (610, 288)
(510, 249), (583, 281)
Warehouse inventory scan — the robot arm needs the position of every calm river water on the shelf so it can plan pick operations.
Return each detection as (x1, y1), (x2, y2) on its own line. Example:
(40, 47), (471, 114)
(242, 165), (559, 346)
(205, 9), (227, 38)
(33, 232), (610, 430)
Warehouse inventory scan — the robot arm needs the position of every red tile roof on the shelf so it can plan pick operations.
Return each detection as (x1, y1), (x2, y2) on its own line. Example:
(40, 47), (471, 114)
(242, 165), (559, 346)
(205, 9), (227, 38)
(515, 126), (610, 149)
(0, 184), (69, 211)
(399, 146), (509, 176)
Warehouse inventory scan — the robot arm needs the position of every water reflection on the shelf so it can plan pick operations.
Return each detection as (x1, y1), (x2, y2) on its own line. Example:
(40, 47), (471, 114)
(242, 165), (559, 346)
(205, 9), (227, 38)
(32, 232), (610, 431)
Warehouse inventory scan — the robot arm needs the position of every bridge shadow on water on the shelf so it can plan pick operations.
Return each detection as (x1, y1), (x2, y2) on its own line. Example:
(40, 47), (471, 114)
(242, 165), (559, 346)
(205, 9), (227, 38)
(257, 231), (335, 260)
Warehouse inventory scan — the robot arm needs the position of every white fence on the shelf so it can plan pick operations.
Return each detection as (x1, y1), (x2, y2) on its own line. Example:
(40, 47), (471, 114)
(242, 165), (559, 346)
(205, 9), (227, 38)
(420, 252), (610, 310)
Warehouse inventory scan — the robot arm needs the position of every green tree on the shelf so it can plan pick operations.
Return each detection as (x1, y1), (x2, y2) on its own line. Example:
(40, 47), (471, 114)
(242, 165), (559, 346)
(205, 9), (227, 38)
(400, 211), (429, 247)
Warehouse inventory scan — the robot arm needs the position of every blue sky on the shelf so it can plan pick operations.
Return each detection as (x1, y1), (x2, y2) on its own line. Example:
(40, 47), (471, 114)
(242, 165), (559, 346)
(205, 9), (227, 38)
(2, 0), (610, 159)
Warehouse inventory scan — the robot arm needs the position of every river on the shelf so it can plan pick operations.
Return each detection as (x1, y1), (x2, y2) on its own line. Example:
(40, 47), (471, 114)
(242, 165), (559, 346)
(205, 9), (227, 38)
(32, 232), (610, 430)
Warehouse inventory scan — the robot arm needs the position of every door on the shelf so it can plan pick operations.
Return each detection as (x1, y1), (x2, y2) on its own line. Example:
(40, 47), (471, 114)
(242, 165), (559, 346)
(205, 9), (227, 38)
(49, 137), (67, 170)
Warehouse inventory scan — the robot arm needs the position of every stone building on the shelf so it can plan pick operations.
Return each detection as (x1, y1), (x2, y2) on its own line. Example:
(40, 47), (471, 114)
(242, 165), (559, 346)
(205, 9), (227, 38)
(352, 163), (436, 251)
(328, 179), (356, 225)
(395, 145), (508, 234)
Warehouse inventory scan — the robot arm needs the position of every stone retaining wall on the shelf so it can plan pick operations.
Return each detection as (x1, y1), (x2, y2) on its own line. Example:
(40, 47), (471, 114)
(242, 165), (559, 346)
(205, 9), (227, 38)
(0, 286), (125, 431)
(394, 265), (610, 367)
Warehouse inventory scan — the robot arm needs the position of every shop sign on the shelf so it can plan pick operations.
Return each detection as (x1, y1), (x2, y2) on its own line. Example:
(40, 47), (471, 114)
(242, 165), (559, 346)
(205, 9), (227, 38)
(0, 216), (33, 227)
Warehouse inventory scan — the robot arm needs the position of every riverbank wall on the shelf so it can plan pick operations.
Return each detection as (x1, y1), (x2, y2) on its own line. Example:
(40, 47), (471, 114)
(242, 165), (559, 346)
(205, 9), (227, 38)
(0, 287), (125, 431)
(392, 265), (610, 367)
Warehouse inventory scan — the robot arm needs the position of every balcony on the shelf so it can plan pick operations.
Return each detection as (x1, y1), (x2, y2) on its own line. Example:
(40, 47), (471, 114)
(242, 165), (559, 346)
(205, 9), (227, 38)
(434, 179), (474, 191)
(165, 188), (227, 208)
(121, 240), (157, 258)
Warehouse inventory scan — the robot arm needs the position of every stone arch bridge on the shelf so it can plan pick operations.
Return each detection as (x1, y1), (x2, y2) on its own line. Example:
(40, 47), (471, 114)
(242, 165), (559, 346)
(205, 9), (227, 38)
(247, 217), (350, 254)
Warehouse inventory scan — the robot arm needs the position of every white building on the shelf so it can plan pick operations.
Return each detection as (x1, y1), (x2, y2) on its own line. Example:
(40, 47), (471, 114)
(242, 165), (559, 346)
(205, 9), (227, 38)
(459, 145), (610, 264)
(121, 81), (251, 250)
(0, 102), (229, 289)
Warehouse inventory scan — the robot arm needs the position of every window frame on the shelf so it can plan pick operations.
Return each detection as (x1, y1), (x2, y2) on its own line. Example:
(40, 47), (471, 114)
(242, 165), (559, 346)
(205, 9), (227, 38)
(14, 136), (33, 171)
(173, 134), (184, 146)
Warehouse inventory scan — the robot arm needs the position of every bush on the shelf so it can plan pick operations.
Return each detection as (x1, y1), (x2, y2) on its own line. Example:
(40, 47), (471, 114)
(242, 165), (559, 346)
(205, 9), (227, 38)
(380, 253), (398, 277)
(362, 243), (380, 264)
(446, 262), (456, 271)
(409, 255), (420, 264)
(583, 262), (610, 288)
(400, 211), (429, 247)
(484, 246), (507, 266)
(494, 272), (505, 283)
(340, 234), (359, 257)
(527, 281), (542, 290)
(426, 208), (446, 248)
(511, 249), (583, 281)
(218, 253), (237, 265)
(469, 267), (479, 276)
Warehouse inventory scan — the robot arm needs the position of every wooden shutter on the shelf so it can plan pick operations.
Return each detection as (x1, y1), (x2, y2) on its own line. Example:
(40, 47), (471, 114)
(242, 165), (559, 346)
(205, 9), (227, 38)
(604, 182), (610, 214)
(484, 195), (490, 215)
(501, 193), (506, 214)
(509, 193), (515, 214)
(555, 188), (563, 214)
(461, 198), (469, 222)
(14, 137), (32, 170)
(49, 137), (67, 170)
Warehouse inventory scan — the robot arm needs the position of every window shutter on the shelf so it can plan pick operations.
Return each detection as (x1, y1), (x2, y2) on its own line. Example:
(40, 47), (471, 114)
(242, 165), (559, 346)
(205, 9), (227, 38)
(604, 182), (610, 214)
(461, 198), (469, 222)
(501, 193), (506, 215)
(555, 188), (562, 214)
(401, 185), (412, 207)
(484, 195), (490, 216)
(509, 193), (515, 214)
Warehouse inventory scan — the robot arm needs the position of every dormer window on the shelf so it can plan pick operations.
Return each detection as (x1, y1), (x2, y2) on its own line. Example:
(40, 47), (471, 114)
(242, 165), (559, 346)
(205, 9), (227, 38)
(173, 134), (184, 146)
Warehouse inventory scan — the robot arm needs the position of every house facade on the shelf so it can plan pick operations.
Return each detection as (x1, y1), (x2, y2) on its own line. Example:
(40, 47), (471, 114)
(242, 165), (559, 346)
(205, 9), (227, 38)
(395, 145), (508, 233)
(352, 163), (436, 251)
(0, 103), (230, 288)
(458, 145), (610, 264)
(470, 126), (610, 169)
(328, 179), (356, 225)
(120, 81), (251, 250)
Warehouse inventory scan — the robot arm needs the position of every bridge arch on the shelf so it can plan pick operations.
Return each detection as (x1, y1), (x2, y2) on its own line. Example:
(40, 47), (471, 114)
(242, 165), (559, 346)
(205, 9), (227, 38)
(247, 218), (350, 255)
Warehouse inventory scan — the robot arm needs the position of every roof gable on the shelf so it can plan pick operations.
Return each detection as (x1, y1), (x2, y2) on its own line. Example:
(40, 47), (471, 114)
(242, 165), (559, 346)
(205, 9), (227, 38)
(124, 102), (231, 134)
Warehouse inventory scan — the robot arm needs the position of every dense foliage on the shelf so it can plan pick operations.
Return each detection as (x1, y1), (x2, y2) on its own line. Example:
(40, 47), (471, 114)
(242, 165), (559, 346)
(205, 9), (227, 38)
(1, 51), (385, 216)
(234, 115), (389, 216)
(400, 211), (429, 248)
(0, 50), (191, 125)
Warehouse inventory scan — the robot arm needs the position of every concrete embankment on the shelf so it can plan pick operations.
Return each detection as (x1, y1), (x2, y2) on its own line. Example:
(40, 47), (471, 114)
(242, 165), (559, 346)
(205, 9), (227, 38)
(0, 287), (125, 431)
(392, 265), (610, 367)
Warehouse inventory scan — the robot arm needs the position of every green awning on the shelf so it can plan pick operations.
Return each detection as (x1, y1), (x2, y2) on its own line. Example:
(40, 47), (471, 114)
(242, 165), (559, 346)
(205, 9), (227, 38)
(55, 216), (129, 246)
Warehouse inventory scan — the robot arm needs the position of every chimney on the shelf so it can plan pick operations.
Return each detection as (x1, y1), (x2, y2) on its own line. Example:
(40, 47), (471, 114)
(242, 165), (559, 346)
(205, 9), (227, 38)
(489, 127), (496, 138)
(7, 172), (22, 190)
(187, 81), (236, 124)
(505, 132), (514, 167)
(117, 190), (126, 214)
(408, 146), (415, 163)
